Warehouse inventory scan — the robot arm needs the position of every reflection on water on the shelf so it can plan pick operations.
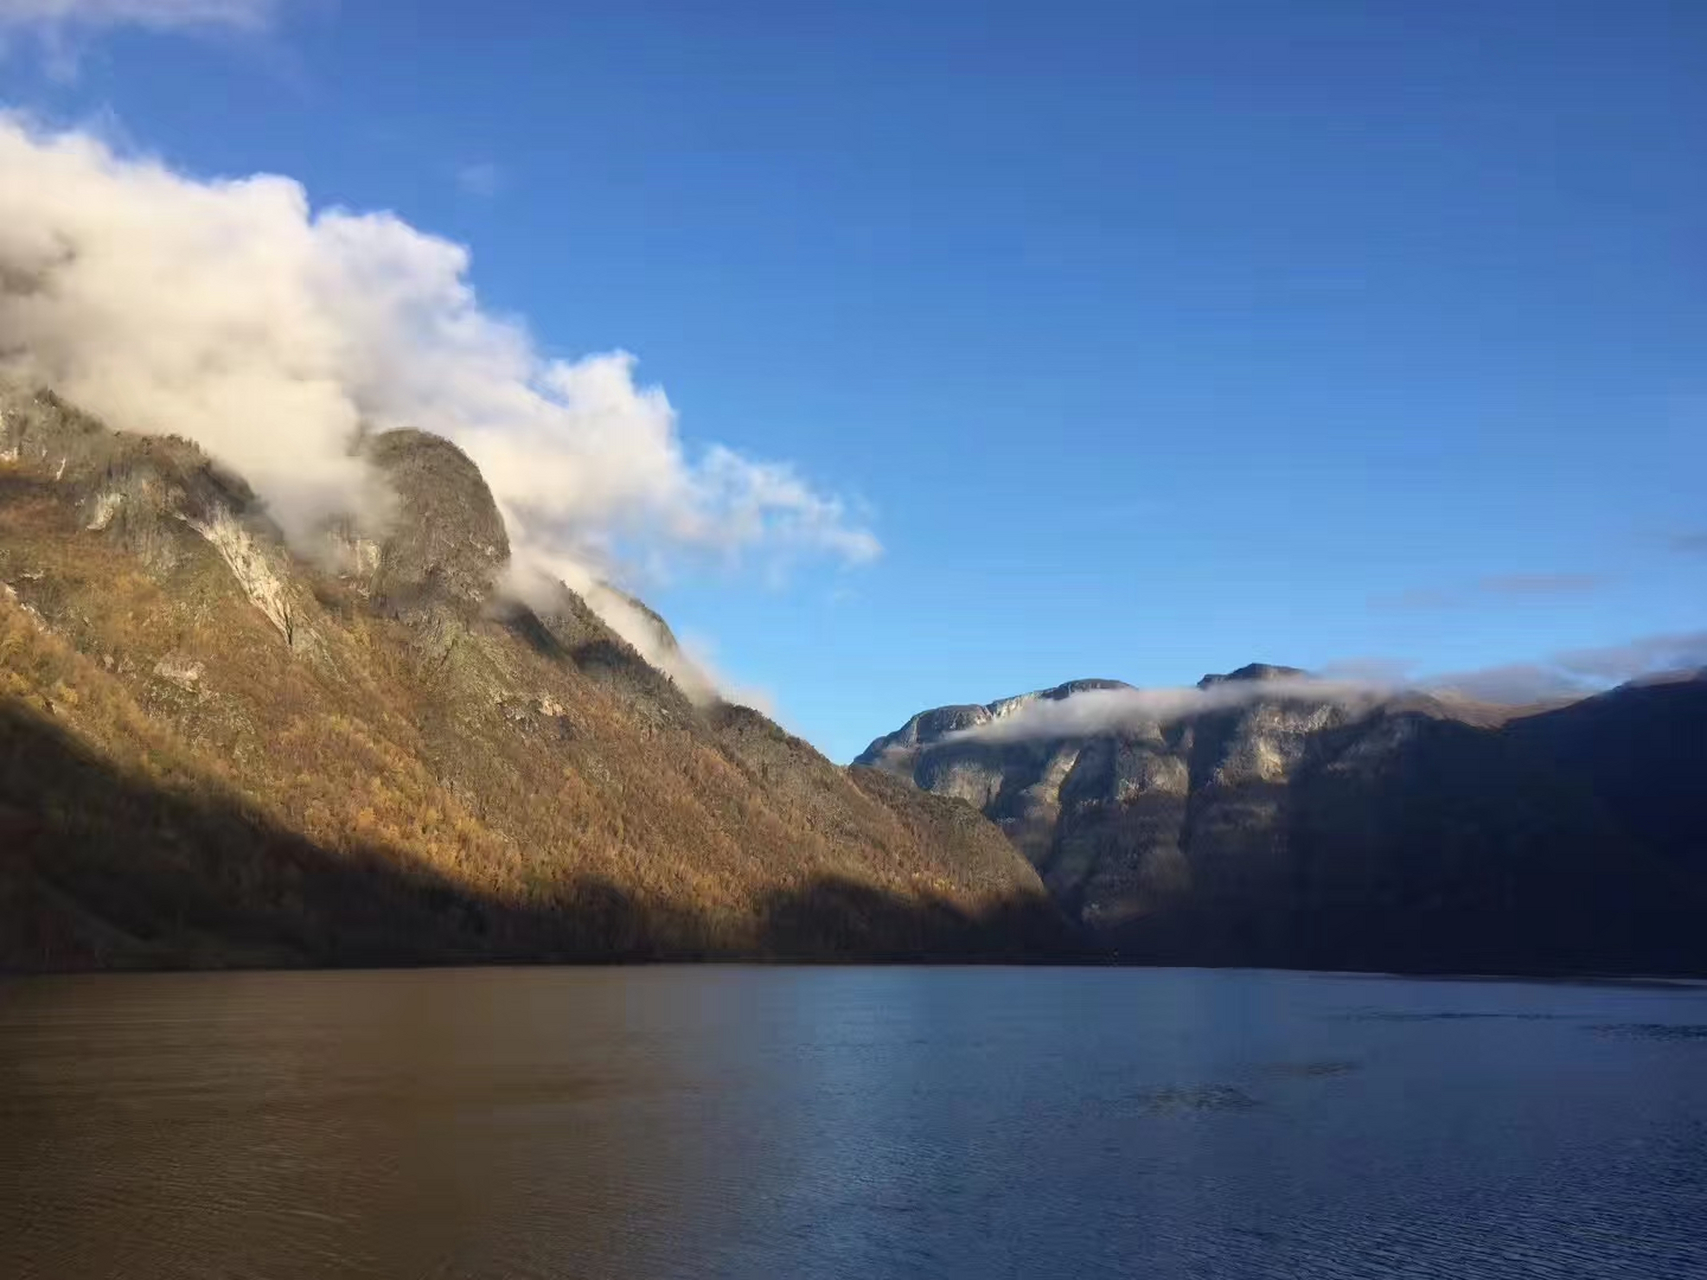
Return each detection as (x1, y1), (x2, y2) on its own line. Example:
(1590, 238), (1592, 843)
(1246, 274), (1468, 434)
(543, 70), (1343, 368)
(2, 966), (1706, 1279)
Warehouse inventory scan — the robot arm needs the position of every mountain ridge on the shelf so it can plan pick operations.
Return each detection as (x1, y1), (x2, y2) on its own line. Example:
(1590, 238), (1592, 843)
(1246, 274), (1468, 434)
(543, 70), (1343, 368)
(5, 380), (1701, 976)
(0, 382), (1060, 971)
(860, 667), (1707, 974)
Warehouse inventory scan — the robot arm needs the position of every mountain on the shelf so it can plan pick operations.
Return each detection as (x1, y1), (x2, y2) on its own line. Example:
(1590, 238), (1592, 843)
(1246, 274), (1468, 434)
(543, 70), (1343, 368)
(858, 665), (1707, 975)
(8, 379), (1699, 979)
(0, 384), (1059, 971)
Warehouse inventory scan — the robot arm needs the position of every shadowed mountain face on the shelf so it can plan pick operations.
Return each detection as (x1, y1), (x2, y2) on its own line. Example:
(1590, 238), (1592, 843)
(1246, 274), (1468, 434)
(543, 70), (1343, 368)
(859, 667), (1707, 975)
(0, 384), (1060, 971)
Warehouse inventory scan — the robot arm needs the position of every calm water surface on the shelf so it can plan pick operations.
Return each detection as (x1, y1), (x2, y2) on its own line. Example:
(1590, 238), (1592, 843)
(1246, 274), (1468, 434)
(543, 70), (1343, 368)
(3, 966), (1706, 1279)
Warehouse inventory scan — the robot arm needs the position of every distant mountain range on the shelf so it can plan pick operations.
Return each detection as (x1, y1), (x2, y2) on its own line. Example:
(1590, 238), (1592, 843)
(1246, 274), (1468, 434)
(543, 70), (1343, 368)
(859, 663), (1707, 975)
(0, 384), (1057, 970)
(4, 380), (1702, 976)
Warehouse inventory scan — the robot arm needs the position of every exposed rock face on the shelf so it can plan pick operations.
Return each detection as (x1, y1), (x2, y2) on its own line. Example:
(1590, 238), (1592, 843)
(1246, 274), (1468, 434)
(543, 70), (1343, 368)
(861, 670), (1707, 975)
(0, 384), (1058, 971)
(2, 384), (265, 573)
(360, 428), (509, 611)
(859, 672), (1367, 925)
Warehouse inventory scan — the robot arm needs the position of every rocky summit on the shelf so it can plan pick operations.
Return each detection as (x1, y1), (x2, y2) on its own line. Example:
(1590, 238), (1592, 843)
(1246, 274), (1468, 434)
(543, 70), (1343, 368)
(0, 384), (1059, 971)
(859, 665), (1707, 975)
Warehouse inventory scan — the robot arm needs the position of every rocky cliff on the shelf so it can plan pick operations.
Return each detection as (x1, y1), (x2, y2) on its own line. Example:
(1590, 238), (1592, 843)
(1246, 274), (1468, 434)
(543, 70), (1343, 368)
(859, 665), (1707, 975)
(0, 384), (1059, 970)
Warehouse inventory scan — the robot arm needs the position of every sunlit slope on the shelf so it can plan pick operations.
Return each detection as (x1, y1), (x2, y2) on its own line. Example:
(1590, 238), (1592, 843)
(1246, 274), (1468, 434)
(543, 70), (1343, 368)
(0, 385), (1057, 970)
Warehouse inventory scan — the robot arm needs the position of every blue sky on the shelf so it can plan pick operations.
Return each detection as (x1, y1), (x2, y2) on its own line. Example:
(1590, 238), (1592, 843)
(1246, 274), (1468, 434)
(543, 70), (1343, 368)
(4, 0), (1704, 761)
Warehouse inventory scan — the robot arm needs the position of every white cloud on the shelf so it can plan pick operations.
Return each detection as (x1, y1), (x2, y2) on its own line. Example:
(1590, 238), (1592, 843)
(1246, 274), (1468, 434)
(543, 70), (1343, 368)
(0, 0), (274, 31)
(677, 630), (776, 716)
(1426, 631), (1707, 701)
(944, 677), (1389, 746)
(1422, 663), (1587, 705)
(1552, 631), (1707, 681)
(938, 630), (1707, 747)
(0, 116), (879, 697)
(0, 0), (277, 71)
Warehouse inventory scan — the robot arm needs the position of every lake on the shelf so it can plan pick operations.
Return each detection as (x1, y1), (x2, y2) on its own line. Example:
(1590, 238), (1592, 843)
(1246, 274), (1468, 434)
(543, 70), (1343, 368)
(2, 966), (1705, 1279)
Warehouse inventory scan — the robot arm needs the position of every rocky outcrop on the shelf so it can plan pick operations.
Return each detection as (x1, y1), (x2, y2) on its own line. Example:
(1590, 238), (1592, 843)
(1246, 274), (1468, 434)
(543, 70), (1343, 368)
(359, 428), (509, 611)
(862, 668), (1707, 975)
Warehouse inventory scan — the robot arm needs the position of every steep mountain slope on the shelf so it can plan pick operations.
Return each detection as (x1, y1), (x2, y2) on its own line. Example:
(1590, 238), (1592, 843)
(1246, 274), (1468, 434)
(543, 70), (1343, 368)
(860, 666), (1707, 975)
(1507, 671), (1707, 879)
(0, 384), (1058, 971)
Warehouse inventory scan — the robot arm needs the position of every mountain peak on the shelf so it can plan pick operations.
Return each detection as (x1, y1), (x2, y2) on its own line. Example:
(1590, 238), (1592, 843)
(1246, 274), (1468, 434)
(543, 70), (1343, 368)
(1196, 662), (1307, 689)
(361, 428), (509, 609)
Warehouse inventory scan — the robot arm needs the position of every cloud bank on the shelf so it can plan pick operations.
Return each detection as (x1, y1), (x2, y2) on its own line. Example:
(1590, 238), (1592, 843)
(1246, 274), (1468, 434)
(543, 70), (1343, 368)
(945, 676), (1390, 746)
(939, 632), (1707, 747)
(1551, 631), (1707, 681)
(0, 116), (878, 699)
(1426, 631), (1707, 702)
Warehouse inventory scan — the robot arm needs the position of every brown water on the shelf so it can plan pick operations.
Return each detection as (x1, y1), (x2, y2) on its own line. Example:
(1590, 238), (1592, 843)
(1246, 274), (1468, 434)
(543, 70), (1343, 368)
(3, 965), (1706, 1279)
